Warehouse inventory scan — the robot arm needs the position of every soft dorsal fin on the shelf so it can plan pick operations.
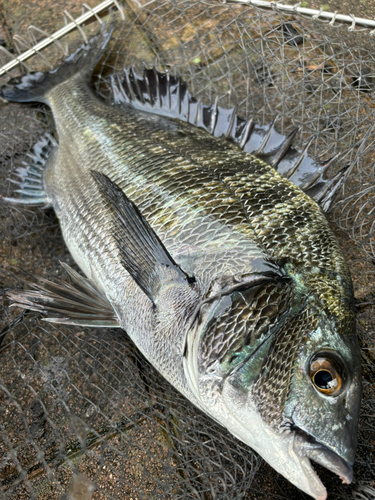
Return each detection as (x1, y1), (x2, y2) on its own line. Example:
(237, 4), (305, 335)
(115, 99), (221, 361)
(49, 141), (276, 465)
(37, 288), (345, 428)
(109, 67), (344, 211)
(7, 262), (120, 327)
(92, 171), (195, 304)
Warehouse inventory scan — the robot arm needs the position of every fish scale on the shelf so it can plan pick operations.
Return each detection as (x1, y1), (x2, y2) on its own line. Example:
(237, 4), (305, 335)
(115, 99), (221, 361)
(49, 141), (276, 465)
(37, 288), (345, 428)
(252, 309), (316, 426)
(44, 76), (356, 384)
(44, 78), (277, 402)
(200, 281), (294, 371)
(49, 82), (270, 283)
(128, 110), (349, 276)
(52, 79), (340, 281)
(1, 26), (362, 500)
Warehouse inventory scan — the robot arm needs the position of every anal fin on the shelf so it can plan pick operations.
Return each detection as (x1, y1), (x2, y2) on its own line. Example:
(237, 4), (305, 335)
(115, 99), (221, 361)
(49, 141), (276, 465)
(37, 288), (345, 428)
(7, 262), (121, 328)
(2, 134), (57, 207)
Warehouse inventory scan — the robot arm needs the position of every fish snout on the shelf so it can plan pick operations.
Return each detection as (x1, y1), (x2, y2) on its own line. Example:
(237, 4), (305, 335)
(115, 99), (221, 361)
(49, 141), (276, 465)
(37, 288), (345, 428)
(293, 430), (353, 485)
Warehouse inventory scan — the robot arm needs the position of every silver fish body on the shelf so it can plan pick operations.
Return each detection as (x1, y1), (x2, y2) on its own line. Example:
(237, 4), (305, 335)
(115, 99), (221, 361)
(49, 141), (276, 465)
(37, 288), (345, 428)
(2, 27), (361, 500)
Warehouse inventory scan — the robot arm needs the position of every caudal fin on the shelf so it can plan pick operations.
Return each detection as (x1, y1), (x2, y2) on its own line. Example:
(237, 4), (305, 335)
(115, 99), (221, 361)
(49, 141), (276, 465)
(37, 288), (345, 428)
(0, 20), (115, 104)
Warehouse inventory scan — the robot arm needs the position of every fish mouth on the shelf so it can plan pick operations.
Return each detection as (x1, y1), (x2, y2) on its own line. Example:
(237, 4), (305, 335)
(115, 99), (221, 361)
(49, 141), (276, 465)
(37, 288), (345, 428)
(293, 427), (353, 486)
(220, 379), (354, 499)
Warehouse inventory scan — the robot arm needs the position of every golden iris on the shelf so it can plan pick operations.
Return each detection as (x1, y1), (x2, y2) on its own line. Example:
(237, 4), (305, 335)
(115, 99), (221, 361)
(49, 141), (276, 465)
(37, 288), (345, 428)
(310, 356), (342, 396)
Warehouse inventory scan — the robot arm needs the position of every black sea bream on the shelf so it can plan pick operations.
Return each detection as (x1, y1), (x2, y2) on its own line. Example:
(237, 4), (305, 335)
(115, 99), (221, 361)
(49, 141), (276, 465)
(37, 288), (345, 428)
(1, 23), (361, 500)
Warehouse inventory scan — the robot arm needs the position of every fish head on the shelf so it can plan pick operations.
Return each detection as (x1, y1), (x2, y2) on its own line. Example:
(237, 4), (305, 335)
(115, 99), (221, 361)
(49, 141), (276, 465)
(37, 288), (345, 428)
(184, 269), (361, 500)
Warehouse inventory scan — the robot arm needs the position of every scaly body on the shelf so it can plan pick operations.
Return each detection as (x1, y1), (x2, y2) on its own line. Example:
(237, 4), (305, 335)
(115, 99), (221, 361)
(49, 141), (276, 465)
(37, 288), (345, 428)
(2, 26), (361, 500)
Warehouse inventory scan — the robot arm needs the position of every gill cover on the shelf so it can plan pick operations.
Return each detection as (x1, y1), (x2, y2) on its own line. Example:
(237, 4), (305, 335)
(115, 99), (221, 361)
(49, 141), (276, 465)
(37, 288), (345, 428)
(183, 263), (288, 400)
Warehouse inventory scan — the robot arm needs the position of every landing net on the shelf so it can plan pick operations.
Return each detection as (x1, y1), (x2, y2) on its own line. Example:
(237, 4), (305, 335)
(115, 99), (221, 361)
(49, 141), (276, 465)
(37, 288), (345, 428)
(0, 1), (374, 498)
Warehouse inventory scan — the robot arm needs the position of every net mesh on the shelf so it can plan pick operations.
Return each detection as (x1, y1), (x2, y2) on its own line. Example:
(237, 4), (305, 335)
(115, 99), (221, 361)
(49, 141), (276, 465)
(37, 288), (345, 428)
(0, 1), (374, 498)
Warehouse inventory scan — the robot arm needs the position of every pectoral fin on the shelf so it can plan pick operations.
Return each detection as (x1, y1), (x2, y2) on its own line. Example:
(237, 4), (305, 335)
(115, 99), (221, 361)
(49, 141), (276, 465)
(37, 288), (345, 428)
(92, 171), (194, 304)
(7, 263), (120, 327)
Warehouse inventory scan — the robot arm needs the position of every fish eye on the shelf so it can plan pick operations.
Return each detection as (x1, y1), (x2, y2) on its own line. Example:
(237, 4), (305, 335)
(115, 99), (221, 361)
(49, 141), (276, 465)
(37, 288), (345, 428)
(309, 355), (344, 396)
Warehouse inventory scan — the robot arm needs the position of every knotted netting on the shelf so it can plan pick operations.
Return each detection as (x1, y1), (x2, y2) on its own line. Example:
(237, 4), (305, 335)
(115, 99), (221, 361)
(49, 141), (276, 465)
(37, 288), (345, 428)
(0, 0), (374, 498)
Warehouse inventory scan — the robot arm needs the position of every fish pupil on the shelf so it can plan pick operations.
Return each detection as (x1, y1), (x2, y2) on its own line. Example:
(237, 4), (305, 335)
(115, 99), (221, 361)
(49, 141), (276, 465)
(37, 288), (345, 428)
(314, 369), (334, 389)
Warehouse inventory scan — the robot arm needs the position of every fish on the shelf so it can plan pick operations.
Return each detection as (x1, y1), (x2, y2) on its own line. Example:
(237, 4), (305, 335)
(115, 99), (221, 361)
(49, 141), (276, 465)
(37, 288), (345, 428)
(0, 21), (362, 500)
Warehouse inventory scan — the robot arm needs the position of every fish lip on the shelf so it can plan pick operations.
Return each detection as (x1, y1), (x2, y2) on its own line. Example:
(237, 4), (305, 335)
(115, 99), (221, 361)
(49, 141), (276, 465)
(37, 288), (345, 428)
(293, 426), (353, 485)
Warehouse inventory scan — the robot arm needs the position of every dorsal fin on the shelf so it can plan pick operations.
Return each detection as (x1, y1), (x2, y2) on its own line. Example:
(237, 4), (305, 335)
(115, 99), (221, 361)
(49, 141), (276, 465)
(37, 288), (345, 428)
(109, 67), (343, 211)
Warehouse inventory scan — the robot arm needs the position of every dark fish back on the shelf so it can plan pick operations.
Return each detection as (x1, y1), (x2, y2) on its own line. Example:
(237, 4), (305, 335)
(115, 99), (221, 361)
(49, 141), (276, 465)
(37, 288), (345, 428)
(48, 79), (350, 290)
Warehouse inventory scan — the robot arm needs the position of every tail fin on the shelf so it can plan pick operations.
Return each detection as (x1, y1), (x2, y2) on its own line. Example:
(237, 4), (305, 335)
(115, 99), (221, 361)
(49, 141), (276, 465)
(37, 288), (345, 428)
(0, 20), (115, 104)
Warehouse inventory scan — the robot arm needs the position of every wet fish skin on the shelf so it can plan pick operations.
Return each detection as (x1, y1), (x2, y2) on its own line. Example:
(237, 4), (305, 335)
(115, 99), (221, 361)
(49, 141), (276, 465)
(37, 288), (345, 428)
(44, 76), (275, 395)
(1, 27), (361, 500)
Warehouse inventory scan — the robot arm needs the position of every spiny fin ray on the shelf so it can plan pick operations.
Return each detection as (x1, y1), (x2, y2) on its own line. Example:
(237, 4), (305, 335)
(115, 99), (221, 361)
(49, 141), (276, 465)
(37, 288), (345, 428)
(109, 67), (342, 211)
(2, 134), (57, 207)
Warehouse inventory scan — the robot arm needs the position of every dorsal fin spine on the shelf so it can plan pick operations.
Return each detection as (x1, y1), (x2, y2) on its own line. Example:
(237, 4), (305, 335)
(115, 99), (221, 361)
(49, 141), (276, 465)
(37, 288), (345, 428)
(284, 135), (314, 179)
(184, 86), (190, 123)
(195, 99), (202, 127)
(225, 106), (237, 139)
(177, 78), (182, 117)
(210, 98), (219, 135)
(109, 66), (341, 210)
(125, 68), (135, 101)
(144, 70), (152, 104)
(255, 115), (277, 155)
(155, 70), (161, 109)
(271, 127), (299, 167)
(132, 68), (144, 104)
(166, 72), (171, 109)
(240, 118), (255, 149)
